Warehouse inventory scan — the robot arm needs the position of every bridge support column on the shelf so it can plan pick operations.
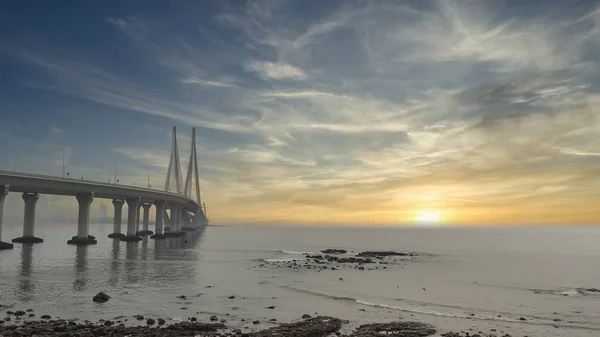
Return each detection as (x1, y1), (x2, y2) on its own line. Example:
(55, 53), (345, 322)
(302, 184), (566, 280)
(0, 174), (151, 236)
(135, 203), (141, 232)
(150, 200), (166, 239)
(108, 199), (125, 239)
(165, 204), (184, 237)
(136, 203), (153, 236)
(181, 208), (196, 232)
(0, 185), (13, 250)
(121, 198), (142, 242)
(68, 193), (97, 245)
(12, 193), (43, 244)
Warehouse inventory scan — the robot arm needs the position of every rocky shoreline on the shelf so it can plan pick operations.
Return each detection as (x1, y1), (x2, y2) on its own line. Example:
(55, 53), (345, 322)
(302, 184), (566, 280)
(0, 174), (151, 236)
(0, 314), (523, 337)
(256, 249), (421, 272)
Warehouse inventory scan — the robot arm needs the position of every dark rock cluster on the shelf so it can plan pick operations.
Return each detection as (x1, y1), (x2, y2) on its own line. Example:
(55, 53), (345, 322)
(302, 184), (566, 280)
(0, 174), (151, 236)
(0, 319), (226, 336)
(92, 292), (110, 303)
(0, 315), (534, 337)
(349, 321), (436, 337)
(356, 251), (416, 258)
(249, 316), (343, 337)
(257, 249), (418, 272)
(321, 249), (347, 254)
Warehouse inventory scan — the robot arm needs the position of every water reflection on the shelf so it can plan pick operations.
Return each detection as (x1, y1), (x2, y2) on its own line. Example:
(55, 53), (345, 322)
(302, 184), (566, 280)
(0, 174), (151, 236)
(124, 242), (139, 284)
(140, 236), (148, 260)
(108, 239), (121, 287)
(10, 226), (209, 303)
(17, 244), (34, 301)
(73, 245), (88, 291)
(139, 237), (149, 282)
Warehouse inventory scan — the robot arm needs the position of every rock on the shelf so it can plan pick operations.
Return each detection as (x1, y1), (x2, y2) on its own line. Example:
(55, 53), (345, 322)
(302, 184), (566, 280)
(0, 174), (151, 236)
(135, 315), (144, 320)
(176, 295), (187, 300)
(191, 317), (197, 322)
(6, 311), (14, 315)
(92, 292), (110, 303)
(250, 316), (342, 336)
(322, 249), (347, 254)
(28, 313), (35, 317)
(228, 295), (236, 299)
(339, 278), (344, 281)
(269, 318), (277, 322)
(357, 251), (411, 258)
(26, 309), (33, 312)
(158, 318), (166, 325)
(4, 317), (10, 321)
(165, 321), (227, 332)
(350, 321), (436, 337)
(104, 320), (113, 326)
(302, 314), (311, 319)
(14, 311), (26, 317)
(253, 320), (260, 324)
(553, 318), (562, 322)
(180, 307), (188, 310)
(147, 318), (155, 325)
(519, 317), (527, 321)
(210, 315), (218, 322)
(40, 315), (51, 319)
(267, 306), (275, 309)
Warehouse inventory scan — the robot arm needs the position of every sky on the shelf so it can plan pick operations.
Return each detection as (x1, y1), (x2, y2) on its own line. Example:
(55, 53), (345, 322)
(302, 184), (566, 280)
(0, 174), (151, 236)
(1, 0), (600, 226)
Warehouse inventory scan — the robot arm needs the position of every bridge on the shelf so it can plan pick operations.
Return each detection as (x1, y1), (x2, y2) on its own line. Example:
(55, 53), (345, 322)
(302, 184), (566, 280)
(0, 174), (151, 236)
(0, 127), (208, 250)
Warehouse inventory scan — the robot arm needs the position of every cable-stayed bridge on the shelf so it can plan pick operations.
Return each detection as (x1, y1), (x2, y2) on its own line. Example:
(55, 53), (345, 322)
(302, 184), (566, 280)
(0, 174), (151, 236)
(0, 127), (208, 250)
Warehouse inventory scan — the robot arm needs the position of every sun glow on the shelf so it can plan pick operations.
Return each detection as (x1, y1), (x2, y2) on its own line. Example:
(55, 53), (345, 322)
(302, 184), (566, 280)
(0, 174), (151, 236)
(416, 211), (441, 225)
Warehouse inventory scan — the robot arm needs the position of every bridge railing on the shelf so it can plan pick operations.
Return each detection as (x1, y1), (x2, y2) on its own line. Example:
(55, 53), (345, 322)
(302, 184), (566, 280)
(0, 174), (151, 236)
(0, 169), (188, 199)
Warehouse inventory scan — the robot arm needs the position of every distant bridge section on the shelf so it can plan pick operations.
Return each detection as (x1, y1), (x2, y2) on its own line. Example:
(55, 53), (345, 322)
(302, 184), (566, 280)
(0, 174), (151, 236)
(0, 127), (208, 250)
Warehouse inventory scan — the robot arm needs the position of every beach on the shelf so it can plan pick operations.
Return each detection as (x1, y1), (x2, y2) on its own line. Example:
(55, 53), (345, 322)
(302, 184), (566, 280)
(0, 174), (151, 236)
(1, 224), (599, 336)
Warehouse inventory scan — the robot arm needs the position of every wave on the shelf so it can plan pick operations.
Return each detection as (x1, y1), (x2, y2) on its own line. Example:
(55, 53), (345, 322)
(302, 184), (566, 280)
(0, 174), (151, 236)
(532, 287), (600, 297)
(280, 250), (319, 255)
(276, 284), (600, 331)
(261, 258), (301, 263)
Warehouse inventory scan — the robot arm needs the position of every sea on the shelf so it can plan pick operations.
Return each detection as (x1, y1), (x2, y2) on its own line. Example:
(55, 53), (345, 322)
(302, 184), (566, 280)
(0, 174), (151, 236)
(1, 223), (600, 337)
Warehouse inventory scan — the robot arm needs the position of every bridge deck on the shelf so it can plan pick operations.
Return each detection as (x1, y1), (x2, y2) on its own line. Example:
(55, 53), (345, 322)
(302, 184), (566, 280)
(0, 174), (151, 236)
(0, 170), (199, 208)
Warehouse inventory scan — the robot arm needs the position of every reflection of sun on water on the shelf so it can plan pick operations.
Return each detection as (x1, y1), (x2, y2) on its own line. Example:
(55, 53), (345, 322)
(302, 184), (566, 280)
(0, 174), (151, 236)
(416, 211), (441, 226)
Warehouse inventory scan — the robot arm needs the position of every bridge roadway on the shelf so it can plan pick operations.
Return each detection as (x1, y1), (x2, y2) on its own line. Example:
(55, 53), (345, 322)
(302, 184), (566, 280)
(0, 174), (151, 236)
(0, 170), (203, 250)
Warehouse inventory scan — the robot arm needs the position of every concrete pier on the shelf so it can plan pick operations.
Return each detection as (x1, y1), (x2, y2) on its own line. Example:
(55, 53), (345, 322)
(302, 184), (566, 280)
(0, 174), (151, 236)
(181, 208), (197, 231)
(121, 198), (142, 242)
(135, 203), (141, 232)
(150, 200), (166, 239)
(165, 204), (183, 237)
(108, 199), (125, 239)
(0, 185), (13, 250)
(136, 203), (153, 236)
(68, 193), (97, 245)
(12, 193), (43, 244)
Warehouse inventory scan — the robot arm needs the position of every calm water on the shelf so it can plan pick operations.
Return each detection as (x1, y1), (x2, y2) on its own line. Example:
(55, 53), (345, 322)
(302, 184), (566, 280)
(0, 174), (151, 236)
(1, 223), (600, 336)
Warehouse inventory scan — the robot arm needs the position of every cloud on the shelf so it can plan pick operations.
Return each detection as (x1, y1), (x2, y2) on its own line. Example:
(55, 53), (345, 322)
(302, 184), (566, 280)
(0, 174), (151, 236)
(181, 77), (238, 88)
(243, 60), (308, 80)
(4, 0), (600, 225)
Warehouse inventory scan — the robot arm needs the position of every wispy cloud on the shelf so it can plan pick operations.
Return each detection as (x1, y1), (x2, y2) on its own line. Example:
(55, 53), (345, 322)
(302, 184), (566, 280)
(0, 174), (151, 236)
(182, 77), (238, 88)
(243, 60), (308, 80)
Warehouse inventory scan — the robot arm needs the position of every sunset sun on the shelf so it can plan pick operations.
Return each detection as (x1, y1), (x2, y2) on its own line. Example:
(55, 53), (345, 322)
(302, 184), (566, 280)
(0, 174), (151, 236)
(416, 211), (441, 225)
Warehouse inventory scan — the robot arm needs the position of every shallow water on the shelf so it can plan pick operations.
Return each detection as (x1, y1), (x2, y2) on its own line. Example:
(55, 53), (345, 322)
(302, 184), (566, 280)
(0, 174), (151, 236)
(1, 223), (600, 336)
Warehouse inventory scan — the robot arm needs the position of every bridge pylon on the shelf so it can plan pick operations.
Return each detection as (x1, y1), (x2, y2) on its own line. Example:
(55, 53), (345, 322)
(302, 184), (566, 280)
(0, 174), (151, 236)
(183, 127), (209, 227)
(165, 126), (184, 195)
